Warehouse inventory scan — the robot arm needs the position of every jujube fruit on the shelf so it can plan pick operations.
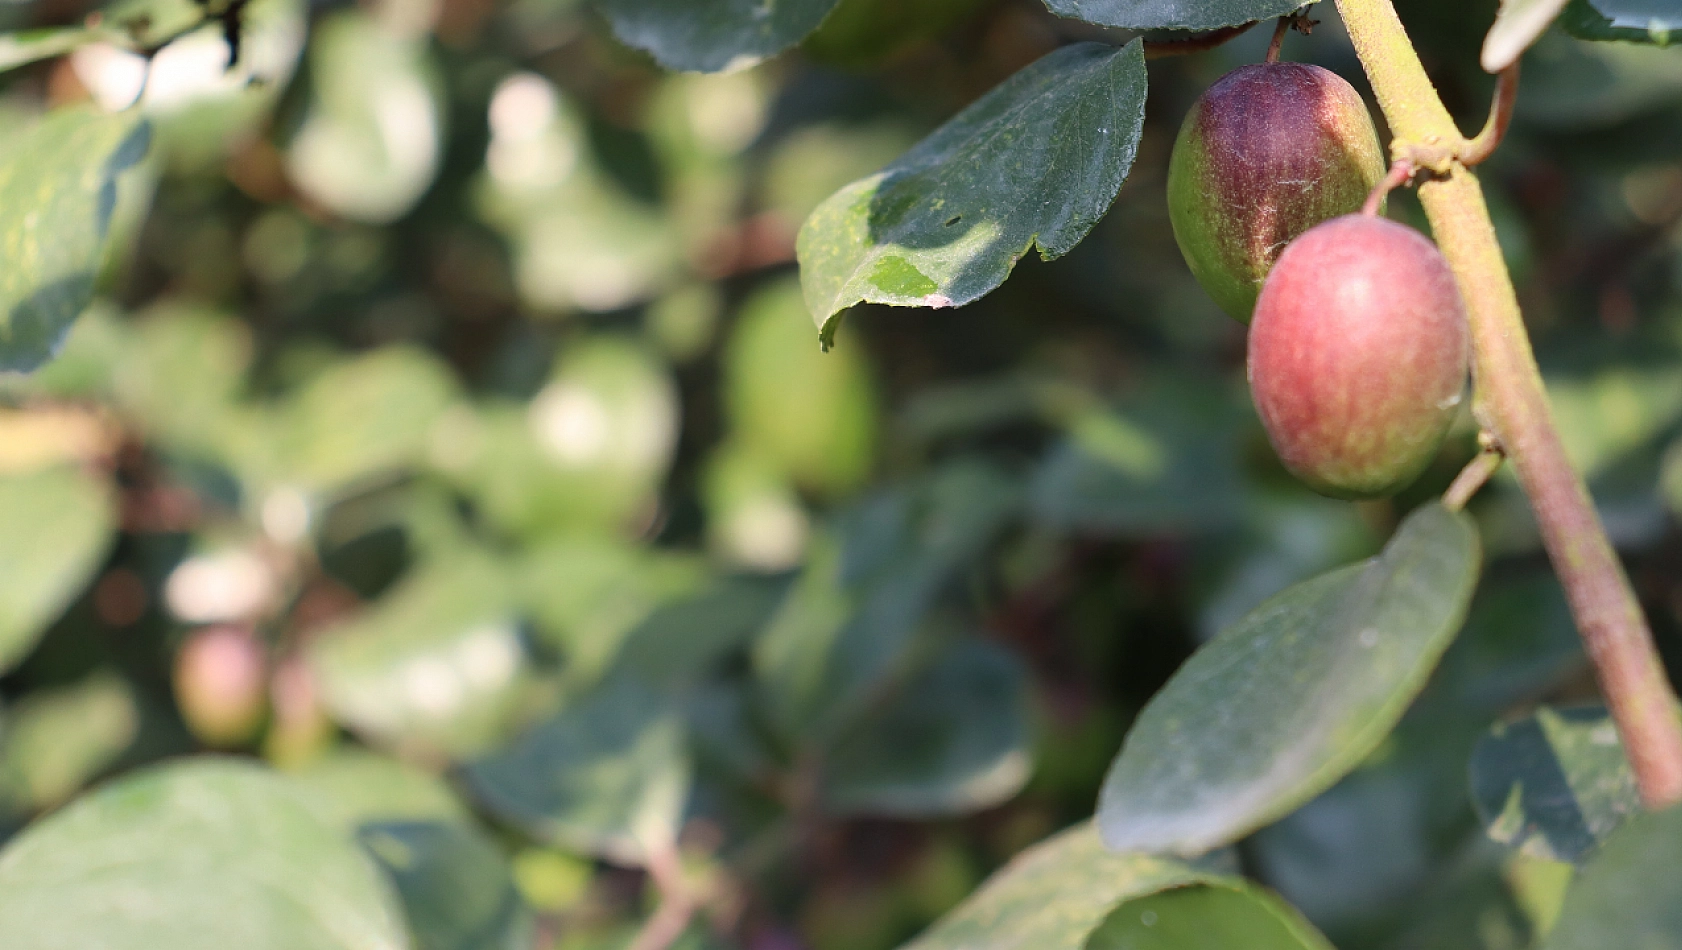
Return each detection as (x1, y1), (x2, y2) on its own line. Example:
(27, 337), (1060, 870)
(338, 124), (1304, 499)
(1247, 214), (1469, 499)
(1168, 63), (1387, 321)
(173, 625), (269, 747)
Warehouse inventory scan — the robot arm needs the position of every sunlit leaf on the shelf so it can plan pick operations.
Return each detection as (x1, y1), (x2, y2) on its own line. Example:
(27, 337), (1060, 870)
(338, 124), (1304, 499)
(0, 467), (116, 675)
(1041, 0), (1311, 31)
(1470, 705), (1639, 864)
(798, 41), (1146, 346)
(595, 0), (842, 72)
(0, 759), (409, 950)
(1086, 881), (1334, 950)
(1562, 0), (1681, 44)
(1484, 0), (1572, 71)
(1099, 503), (1481, 855)
(0, 107), (149, 371)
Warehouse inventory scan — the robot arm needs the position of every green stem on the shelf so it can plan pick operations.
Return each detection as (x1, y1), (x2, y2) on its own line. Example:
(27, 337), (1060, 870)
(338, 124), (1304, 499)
(1335, 0), (1682, 808)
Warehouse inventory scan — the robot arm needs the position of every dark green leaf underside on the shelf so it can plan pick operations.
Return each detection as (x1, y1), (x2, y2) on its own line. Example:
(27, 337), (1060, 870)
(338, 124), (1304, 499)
(1041, 0), (1312, 32)
(1544, 804), (1682, 949)
(797, 41), (1147, 346)
(1098, 503), (1481, 856)
(595, 0), (842, 72)
(1469, 705), (1639, 864)
(1561, 0), (1680, 44)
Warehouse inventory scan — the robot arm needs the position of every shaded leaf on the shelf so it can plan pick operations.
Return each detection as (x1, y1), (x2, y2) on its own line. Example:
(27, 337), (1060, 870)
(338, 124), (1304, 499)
(1542, 804), (1682, 949)
(1561, 0), (1679, 45)
(463, 675), (690, 864)
(0, 108), (150, 371)
(1099, 503), (1481, 855)
(1085, 881), (1334, 950)
(0, 759), (409, 950)
(1042, 0), (1310, 31)
(798, 41), (1146, 346)
(899, 823), (1212, 950)
(308, 554), (527, 758)
(1469, 705), (1639, 864)
(0, 672), (135, 812)
(1484, 0), (1573, 71)
(822, 640), (1032, 817)
(0, 467), (116, 675)
(595, 0), (842, 73)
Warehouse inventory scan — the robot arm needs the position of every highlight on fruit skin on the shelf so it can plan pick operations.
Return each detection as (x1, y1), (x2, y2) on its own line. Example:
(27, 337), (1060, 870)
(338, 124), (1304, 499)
(1247, 214), (1470, 500)
(1168, 62), (1387, 322)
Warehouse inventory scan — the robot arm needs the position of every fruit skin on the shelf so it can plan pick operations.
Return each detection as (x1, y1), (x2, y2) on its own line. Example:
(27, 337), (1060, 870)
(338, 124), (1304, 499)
(1248, 214), (1469, 499)
(173, 625), (269, 747)
(1168, 63), (1387, 322)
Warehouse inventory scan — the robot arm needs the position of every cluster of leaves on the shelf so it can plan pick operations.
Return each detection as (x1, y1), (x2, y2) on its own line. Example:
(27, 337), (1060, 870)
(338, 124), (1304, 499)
(0, 0), (1675, 947)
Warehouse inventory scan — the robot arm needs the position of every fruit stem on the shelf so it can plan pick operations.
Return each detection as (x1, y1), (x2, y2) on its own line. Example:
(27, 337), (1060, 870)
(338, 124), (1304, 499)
(1460, 64), (1520, 167)
(1267, 18), (1289, 62)
(1443, 440), (1504, 512)
(1335, 0), (1682, 809)
(1362, 159), (1413, 217)
(1144, 22), (1258, 60)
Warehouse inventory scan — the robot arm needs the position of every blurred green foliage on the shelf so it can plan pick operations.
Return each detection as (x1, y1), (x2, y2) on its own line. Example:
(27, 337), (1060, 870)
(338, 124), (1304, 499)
(0, 0), (1674, 947)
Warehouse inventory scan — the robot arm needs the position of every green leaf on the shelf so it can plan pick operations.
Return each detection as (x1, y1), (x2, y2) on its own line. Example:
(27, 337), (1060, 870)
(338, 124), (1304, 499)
(0, 672), (136, 812)
(113, 305), (252, 460)
(595, 0), (842, 72)
(308, 554), (527, 758)
(822, 640), (1032, 817)
(286, 11), (443, 223)
(1483, 0), (1573, 71)
(1085, 881), (1334, 950)
(0, 108), (150, 371)
(1098, 503), (1481, 855)
(463, 675), (691, 864)
(0, 467), (116, 675)
(1542, 803), (1682, 949)
(1562, 0), (1681, 44)
(0, 27), (104, 73)
(1041, 0), (1310, 32)
(0, 759), (409, 950)
(1469, 705), (1639, 864)
(797, 41), (1146, 347)
(898, 823), (1214, 950)
(294, 752), (535, 950)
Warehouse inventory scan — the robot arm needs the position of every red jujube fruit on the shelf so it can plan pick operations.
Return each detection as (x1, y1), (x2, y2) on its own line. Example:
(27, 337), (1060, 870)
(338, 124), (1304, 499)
(1248, 214), (1470, 499)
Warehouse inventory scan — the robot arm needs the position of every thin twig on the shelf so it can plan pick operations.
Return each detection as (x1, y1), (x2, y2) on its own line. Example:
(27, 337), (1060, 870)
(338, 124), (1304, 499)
(1362, 159), (1414, 216)
(1459, 63), (1520, 167)
(1143, 22), (1258, 60)
(1443, 441), (1504, 512)
(628, 846), (697, 950)
(1266, 18), (1289, 62)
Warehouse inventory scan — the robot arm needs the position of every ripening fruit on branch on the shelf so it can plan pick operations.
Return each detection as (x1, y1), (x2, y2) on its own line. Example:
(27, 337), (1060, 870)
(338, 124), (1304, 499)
(173, 625), (269, 748)
(1168, 63), (1387, 322)
(1248, 214), (1469, 499)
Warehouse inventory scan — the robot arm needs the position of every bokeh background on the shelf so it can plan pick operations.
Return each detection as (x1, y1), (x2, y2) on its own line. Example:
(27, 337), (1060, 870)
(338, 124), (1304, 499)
(0, 0), (1679, 947)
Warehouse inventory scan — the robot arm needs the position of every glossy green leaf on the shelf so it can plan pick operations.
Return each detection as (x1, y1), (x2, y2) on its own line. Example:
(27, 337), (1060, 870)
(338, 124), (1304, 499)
(798, 41), (1146, 346)
(0, 672), (135, 812)
(463, 675), (690, 864)
(294, 753), (534, 950)
(1483, 0), (1572, 71)
(898, 823), (1212, 950)
(822, 640), (1032, 817)
(1543, 804), (1682, 949)
(286, 11), (442, 223)
(1561, 0), (1679, 44)
(0, 108), (150, 371)
(1041, 0), (1310, 31)
(308, 554), (527, 758)
(595, 0), (841, 72)
(0, 759), (409, 950)
(1099, 503), (1481, 855)
(0, 467), (116, 675)
(1086, 881), (1334, 950)
(1470, 705), (1639, 864)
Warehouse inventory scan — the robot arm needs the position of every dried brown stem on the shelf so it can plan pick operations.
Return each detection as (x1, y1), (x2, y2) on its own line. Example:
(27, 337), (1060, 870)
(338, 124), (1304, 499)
(1336, 0), (1682, 808)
